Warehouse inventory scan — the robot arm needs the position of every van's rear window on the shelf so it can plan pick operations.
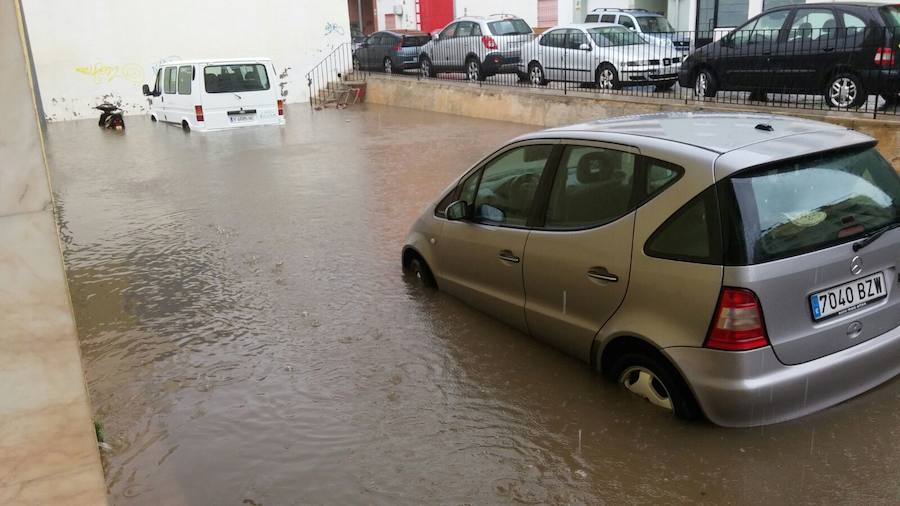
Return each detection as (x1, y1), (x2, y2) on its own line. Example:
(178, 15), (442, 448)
(721, 147), (900, 264)
(402, 36), (431, 46)
(204, 64), (270, 93)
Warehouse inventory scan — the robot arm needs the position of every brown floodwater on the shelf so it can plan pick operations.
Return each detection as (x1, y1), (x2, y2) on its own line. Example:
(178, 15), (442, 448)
(47, 104), (900, 505)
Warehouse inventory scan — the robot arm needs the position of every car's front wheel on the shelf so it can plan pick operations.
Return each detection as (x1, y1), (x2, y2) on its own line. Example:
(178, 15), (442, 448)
(420, 56), (435, 77)
(609, 352), (700, 420)
(383, 57), (394, 74)
(694, 69), (717, 98)
(825, 72), (866, 108)
(528, 62), (547, 86)
(405, 256), (436, 288)
(596, 63), (621, 90)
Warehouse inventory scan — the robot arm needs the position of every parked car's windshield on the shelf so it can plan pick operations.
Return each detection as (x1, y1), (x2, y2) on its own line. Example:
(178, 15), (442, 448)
(637, 16), (674, 33)
(881, 5), (900, 26)
(724, 147), (900, 263)
(588, 26), (648, 46)
(488, 19), (532, 35)
(402, 35), (431, 46)
(204, 64), (270, 93)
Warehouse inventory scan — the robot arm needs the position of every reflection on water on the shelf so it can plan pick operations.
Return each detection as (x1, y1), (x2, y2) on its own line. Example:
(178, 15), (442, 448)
(48, 104), (900, 505)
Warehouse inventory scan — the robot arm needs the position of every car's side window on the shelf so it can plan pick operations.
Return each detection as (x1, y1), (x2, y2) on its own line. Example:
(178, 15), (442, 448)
(619, 16), (636, 30)
(787, 9), (837, 43)
(472, 23), (483, 37)
(646, 161), (680, 195)
(541, 29), (567, 48)
(566, 29), (589, 50)
(456, 22), (473, 37)
(600, 14), (616, 23)
(841, 12), (867, 44)
(472, 145), (554, 227)
(544, 146), (637, 229)
(164, 67), (177, 94)
(645, 186), (723, 264)
(366, 33), (381, 45)
(434, 168), (482, 218)
(441, 23), (457, 39)
(751, 10), (790, 44)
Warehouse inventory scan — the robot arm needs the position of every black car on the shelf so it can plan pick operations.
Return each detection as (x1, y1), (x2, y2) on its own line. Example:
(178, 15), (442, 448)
(679, 3), (900, 108)
(352, 30), (432, 74)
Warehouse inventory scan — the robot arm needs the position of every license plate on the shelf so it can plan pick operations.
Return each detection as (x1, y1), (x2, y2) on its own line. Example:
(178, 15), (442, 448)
(809, 272), (887, 321)
(229, 114), (255, 124)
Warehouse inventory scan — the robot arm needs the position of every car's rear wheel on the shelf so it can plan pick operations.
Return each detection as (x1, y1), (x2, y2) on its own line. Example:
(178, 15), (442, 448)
(609, 352), (700, 420)
(383, 57), (394, 74)
(181, 120), (190, 132)
(420, 56), (435, 77)
(825, 72), (865, 108)
(596, 63), (621, 90)
(406, 256), (436, 288)
(466, 57), (485, 81)
(694, 69), (717, 98)
(528, 62), (547, 86)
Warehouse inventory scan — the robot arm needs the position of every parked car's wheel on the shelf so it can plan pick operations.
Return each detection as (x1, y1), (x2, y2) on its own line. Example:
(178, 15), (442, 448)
(181, 120), (190, 132)
(466, 57), (485, 82)
(352, 56), (361, 72)
(150, 114), (157, 122)
(654, 81), (676, 92)
(383, 57), (394, 74)
(405, 256), (436, 288)
(609, 351), (700, 420)
(825, 72), (865, 108)
(694, 69), (717, 98)
(596, 63), (621, 90)
(98, 112), (109, 127)
(528, 62), (547, 86)
(420, 56), (435, 78)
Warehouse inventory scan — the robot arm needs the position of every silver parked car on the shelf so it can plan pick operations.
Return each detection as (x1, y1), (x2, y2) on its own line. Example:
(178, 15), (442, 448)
(519, 23), (682, 90)
(419, 15), (534, 81)
(402, 112), (900, 427)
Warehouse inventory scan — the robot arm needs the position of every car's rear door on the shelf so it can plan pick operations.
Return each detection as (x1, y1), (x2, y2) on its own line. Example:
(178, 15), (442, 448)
(780, 8), (840, 93)
(436, 142), (558, 333)
(522, 142), (645, 360)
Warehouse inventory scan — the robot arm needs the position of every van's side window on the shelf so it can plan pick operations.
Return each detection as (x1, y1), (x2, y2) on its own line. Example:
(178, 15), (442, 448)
(164, 67), (177, 94)
(153, 68), (163, 95)
(177, 66), (192, 95)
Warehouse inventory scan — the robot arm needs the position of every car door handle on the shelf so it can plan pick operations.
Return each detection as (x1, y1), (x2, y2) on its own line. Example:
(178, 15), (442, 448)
(587, 267), (618, 282)
(823, 47), (835, 52)
(498, 250), (521, 264)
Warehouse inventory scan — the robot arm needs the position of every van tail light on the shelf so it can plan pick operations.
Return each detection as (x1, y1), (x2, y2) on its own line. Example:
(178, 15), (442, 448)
(194, 105), (204, 122)
(482, 35), (498, 50)
(277, 99), (284, 116)
(875, 47), (895, 66)
(705, 288), (770, 351)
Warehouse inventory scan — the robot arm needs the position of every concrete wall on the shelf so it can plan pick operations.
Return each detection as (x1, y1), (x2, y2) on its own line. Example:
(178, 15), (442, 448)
(364, 75), (900, 168)
(20, 0), (351, 121)
(0, 1), (106, 504)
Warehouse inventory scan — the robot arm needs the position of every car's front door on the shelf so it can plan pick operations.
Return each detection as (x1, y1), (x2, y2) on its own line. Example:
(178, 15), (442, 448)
(437, 142), (557, 333)
(540, 29), (568, 81)
(719, 10), (790, 90)
(564, 29), (593, 83)
(360, 33), (379, 68)
(432, 23), (458, 69)
(149, 68), (163, 118)
(161, 66), (177, 122)
(522, 143), (648, 360)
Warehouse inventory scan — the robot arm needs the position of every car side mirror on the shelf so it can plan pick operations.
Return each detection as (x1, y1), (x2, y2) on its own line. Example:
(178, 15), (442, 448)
(432, 33), (440, 41)
(579, 43), (591, 51)
(142, 84), (151, 96)
(628, 26), (635, 31)
(445, 200), (469, 221)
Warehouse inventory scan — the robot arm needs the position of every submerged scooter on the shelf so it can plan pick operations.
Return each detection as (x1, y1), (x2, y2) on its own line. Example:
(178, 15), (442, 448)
(96, 103), (125, 130)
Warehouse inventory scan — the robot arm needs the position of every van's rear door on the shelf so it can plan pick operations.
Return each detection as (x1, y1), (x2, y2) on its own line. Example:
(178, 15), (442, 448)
(719, 145), (900, 365)
(200, 61), (281, 129)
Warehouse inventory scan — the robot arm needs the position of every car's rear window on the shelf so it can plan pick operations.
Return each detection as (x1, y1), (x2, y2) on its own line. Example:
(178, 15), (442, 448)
(488, 19), (532, 36)
(722, 147), (900, 264)
(204, 64), (270, 93)
(402, 36), (431, 46)
(880, 5), (900, 27)
(588, 26), (647, 46)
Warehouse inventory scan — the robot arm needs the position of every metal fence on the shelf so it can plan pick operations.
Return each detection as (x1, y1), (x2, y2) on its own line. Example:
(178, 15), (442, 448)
(310, 27), (900, 117)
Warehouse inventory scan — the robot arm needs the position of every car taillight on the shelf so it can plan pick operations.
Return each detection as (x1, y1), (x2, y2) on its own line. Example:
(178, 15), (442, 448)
(277, 99), (284, 116)
(393, 40), (402, 51)
(482, 35), (498, 50)
(194, 105), (204, 122)
(875, 47), (895, 66)
(705, 288), (769, 351)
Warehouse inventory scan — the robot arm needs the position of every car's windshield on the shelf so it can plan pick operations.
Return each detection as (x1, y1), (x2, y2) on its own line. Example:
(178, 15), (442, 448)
(588, 26), (648, 46)
(637, 16), (674, 33)
(881, 5), (900, 26)
(488, 18), (532, 35)
(204, 64), (270, 93)
(724, 147), (900, 264)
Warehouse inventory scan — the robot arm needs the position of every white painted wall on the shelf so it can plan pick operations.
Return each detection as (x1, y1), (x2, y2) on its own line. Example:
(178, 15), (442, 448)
(376, 0), (419, 30)
(454, 0), (539, 27)
(22, 0), (350, 121)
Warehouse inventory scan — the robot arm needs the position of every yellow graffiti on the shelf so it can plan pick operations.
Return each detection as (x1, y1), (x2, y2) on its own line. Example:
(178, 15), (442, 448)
(75, 63), (144, 84)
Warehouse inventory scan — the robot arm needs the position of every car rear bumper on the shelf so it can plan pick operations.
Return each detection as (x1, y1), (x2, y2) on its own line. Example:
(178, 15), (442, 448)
(860, 68), (900, 94)
(482, 53), (522, 75)
(666, 322), (900, 427)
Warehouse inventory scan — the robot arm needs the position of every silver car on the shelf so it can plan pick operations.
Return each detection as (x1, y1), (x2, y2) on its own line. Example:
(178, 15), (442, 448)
(419, 15), (534, 81)
(402, 113), (900, 427)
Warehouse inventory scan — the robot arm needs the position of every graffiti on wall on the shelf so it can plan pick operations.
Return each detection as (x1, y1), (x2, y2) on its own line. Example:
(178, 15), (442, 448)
(74, 63), (144, 84)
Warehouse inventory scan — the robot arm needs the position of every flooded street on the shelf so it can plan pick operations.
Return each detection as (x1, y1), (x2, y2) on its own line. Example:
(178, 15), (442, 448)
(47, 104), (900, 505)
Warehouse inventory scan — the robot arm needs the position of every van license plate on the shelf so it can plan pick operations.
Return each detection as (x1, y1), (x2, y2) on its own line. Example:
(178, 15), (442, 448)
(810, 271), (887, 321)
(229, 114), (255, 124)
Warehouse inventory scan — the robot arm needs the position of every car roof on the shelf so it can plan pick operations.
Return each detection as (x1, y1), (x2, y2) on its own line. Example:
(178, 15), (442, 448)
(159, 58), (271, 66)
(539, 112), (856, 154)
(455, 15), (524, 22)
(382, 29), (429, 36)
(549, 22), (621, 30)
(590, 8), (665, 17)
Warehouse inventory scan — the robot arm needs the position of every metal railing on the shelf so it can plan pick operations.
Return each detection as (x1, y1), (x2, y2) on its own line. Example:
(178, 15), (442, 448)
(306, 43), (365, 108)
(341, 27), (900, 118)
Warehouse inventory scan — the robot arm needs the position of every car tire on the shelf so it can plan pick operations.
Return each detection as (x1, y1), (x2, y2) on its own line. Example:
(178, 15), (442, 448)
(654, 81), (676, 92)
(352, 56), (362, 72)
(150, 115), (157, 122)
(825, 72), (866, 109)
(420, 56), (435, 78)
(181, 120), (190, 132)
(528, 62), (547, 86)
(694, 68), (717, 98)
(383, 57), (394, 74)
(466, 57), (485, 82)
(609, 351), (701, 421)
(596, 63), (622, 91)
(406, 256), (436, 288)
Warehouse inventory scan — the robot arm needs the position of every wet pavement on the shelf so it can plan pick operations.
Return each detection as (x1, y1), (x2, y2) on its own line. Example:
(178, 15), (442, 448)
(48, 104), (900, 505)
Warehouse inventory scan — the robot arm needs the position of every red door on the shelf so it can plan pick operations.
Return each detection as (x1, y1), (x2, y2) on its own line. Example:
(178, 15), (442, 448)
(418, 0), (453, 33)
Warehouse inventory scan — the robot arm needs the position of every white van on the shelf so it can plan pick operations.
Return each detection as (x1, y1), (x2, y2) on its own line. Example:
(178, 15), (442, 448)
(142, 58), (285, 132)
